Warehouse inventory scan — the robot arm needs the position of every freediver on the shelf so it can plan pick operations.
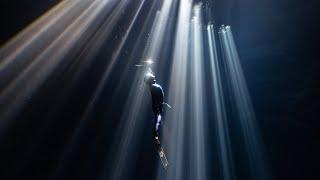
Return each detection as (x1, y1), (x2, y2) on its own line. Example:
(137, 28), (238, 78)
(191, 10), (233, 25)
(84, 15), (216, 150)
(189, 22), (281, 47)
(140, 62), (168, 168)
(144, 71), (164, 152)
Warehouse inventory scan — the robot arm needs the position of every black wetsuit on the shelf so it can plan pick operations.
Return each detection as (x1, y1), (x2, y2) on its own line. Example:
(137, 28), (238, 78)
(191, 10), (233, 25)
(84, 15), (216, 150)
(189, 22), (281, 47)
(149, 83), (164, 150)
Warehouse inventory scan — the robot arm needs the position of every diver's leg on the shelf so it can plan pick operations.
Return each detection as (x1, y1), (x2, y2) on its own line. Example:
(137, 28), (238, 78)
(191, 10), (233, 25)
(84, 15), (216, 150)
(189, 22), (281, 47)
(154, 113), (168, 168)
(155, 114), (162, 132)
(153, 113), (162, 150)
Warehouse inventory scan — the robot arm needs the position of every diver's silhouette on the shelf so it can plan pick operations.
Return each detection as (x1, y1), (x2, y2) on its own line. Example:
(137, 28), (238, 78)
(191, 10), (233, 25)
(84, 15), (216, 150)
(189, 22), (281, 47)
(144, 71), (164, 151)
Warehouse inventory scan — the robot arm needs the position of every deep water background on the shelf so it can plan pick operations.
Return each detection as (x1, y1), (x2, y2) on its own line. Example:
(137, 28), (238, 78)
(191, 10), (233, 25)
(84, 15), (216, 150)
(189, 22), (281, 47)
(0, 0), (319, 179)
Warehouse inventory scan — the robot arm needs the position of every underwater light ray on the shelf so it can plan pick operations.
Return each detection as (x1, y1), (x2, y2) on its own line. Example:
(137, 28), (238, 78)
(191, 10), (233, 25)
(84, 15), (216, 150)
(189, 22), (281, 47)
(219, 26), (271, 180)
(188, 4), (207, 179)
(101, 0), (178, 179)
(0, 0), (110, 133)
(0, 0), (95, 72)
(157, 0), (192, 179)
(207, 24), (235, 180)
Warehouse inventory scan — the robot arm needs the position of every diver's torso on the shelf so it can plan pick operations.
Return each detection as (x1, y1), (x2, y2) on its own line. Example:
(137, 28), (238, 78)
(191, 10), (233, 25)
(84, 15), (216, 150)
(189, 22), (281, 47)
(150, 83), (164, 107)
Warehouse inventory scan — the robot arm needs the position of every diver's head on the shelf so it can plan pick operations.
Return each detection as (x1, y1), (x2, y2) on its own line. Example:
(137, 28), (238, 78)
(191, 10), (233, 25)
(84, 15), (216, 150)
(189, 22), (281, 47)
(144, 72), (156, 85)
